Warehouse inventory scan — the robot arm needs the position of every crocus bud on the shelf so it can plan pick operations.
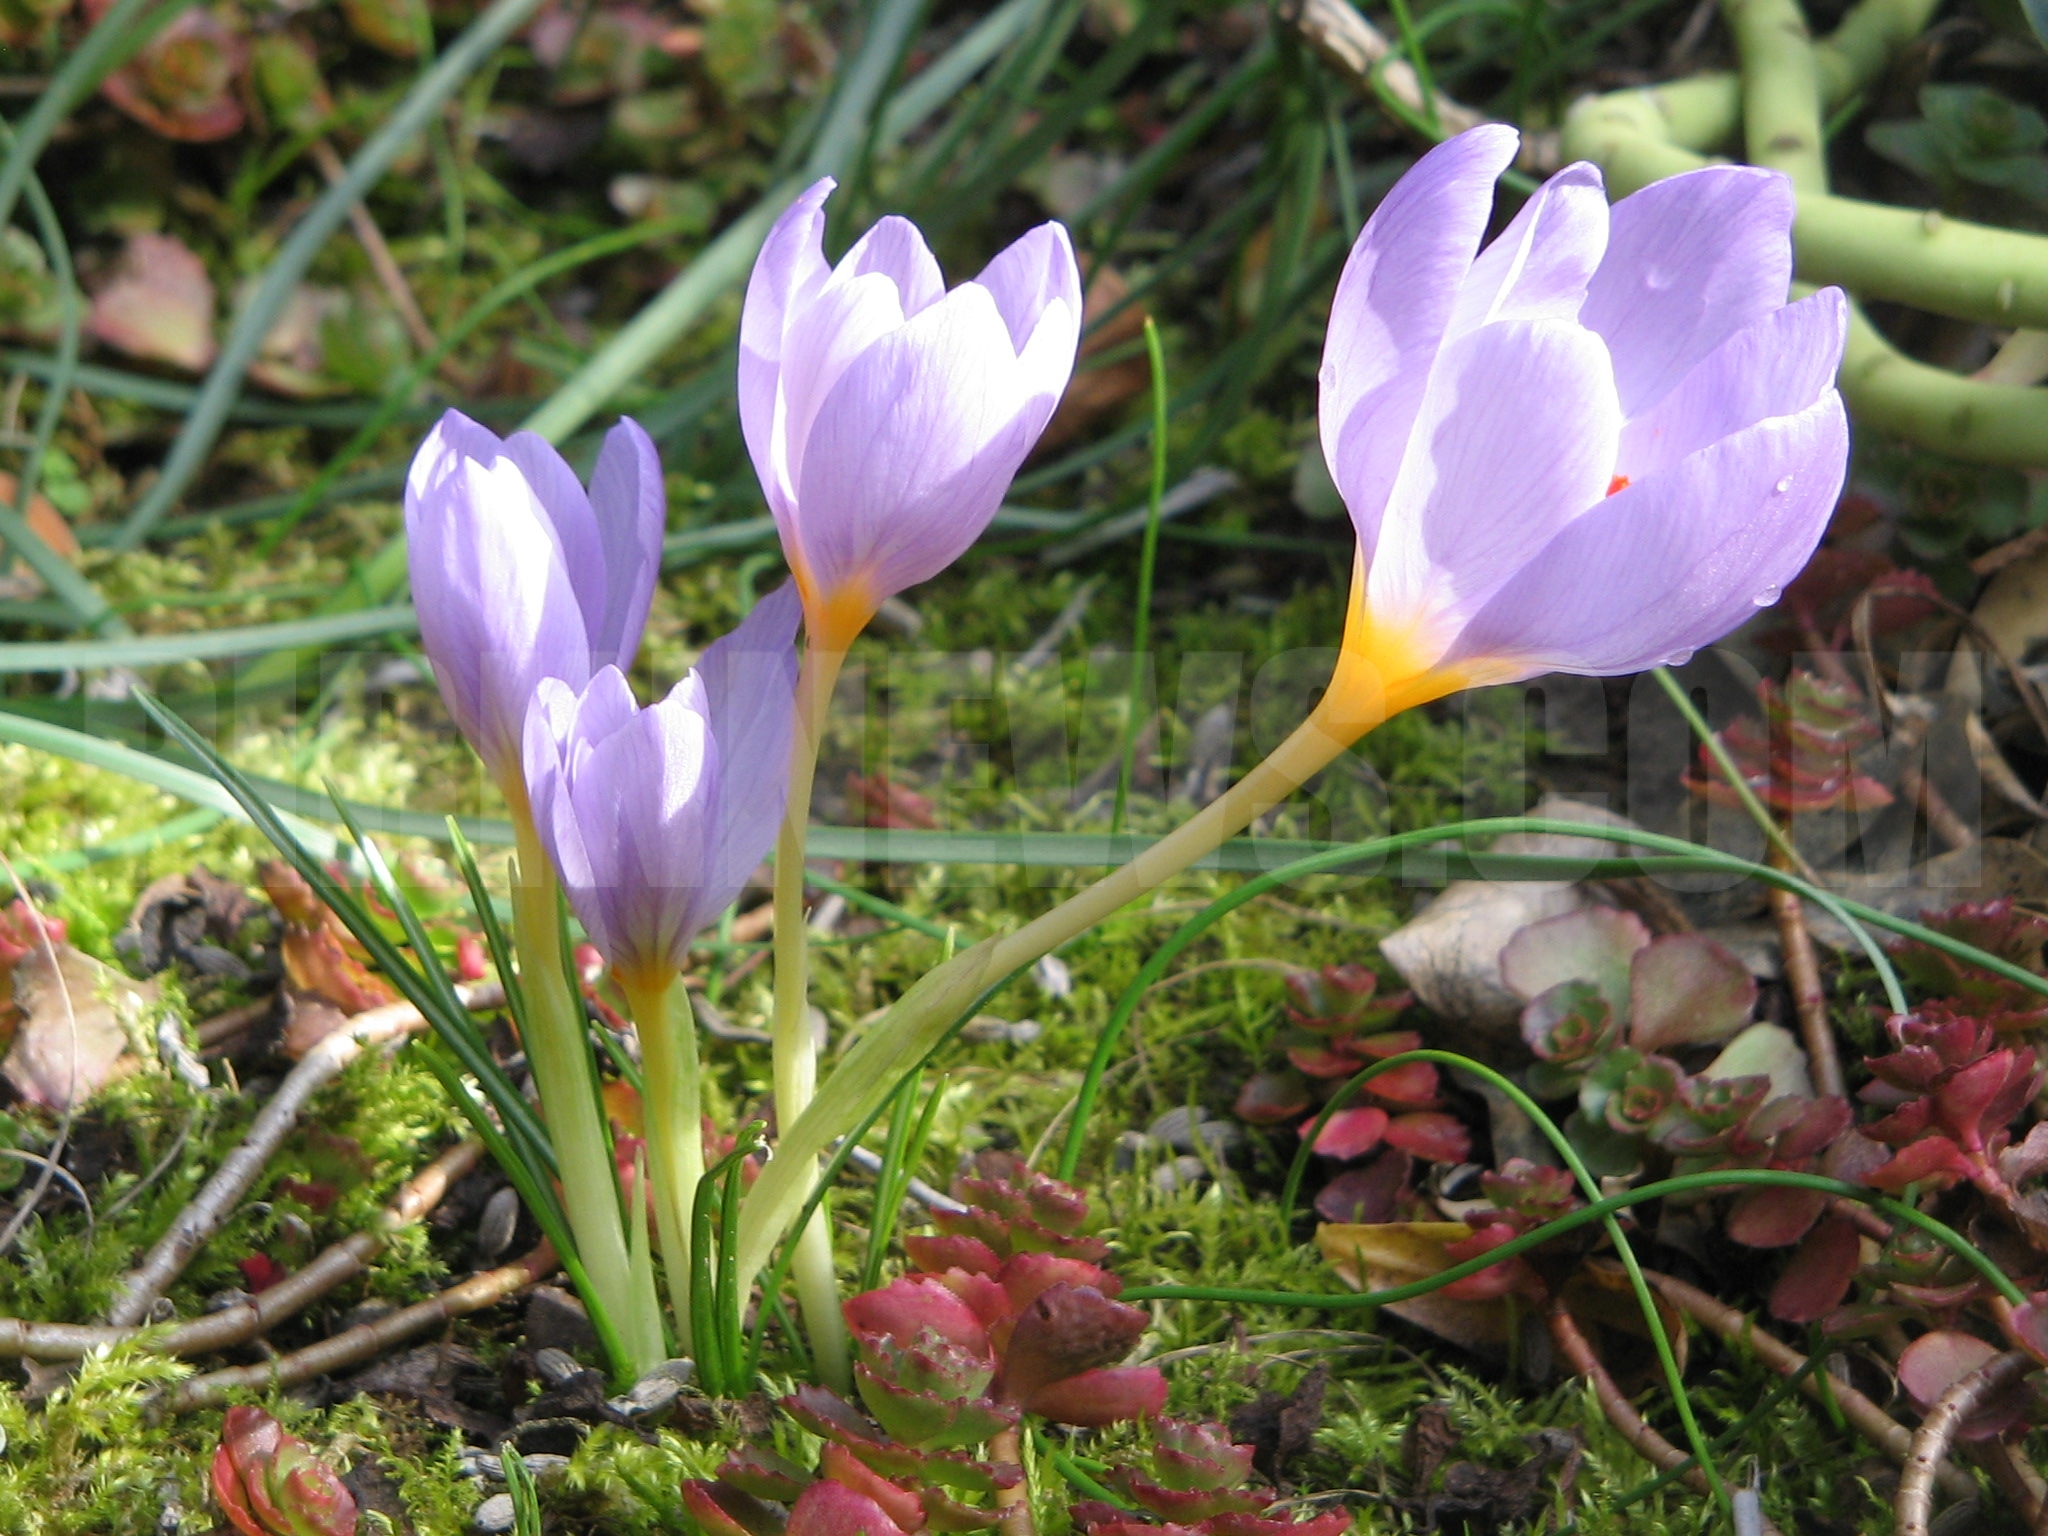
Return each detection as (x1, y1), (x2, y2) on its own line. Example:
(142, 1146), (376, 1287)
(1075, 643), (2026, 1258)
(522, 584), (800, 988)
(1317, 124), (1849, 729)
(405, 409), (664, 790)
(739, 178), (1083, 648)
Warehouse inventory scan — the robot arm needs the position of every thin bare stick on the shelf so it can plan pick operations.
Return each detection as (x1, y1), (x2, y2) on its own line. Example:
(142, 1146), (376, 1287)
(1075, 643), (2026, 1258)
(104, 983), (498, 1327)
(194, 997), (275, 1048)
(308, 137), (439, 360)
(1765, 857), (1844, 1097)
(988, 1426), (1036, 1536)
(1897, 1351), (2027, 1536)
(1646, 1270), (1977, 1501)
(169, 1240), (555, 1411)
(1545, 1301), (1790, 1535)
(0, 1139), (480, 1361)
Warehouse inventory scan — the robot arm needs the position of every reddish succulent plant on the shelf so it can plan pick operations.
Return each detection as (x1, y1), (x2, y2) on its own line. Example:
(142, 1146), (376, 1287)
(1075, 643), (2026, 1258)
(1681, 667), (1893, 815)
(212, 1406), (358, 1536)
(1075, 1418), (1352, 1536)
(1234, 966), (1469, 1168)
(1859, 1006), (2042, 1199)
(1893, 899), (2048, 1036)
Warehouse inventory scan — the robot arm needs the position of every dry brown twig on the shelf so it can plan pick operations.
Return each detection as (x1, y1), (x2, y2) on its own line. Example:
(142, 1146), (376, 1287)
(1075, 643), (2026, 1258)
(1896, 1351), (2028, 1536)
(1545, 1301), (1788, 1536)
(308, 137), (440, 361)
(1763, 856), (1845, 1097)
(169, 1239), (556, 1411)
(1280, 0), (1559, 169)
(1645, 1270), (1978, 1501)
(0, 1138), (482, 1361)
(104, 981), (502, 1328)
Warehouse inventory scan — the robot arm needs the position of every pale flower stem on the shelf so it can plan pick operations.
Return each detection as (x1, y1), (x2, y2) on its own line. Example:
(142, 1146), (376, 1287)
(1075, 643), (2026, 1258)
(771, 639), (853, 1389)
(511, 807), (661, 1376)
(986, 708), (1355, 978)
(623, 972), (705, 1351)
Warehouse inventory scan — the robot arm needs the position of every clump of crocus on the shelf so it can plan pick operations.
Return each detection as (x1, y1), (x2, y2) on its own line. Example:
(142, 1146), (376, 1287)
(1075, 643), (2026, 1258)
(523, 584), (799, 1336)
(1235, 965), (1469, 1166)
(212, 1406), (358, 1536)
(1681, 667), (1891, 815)
(1893, 899), (2048, 1036)
(1075, 1419), (1353, 1536)
(727, 121), (1856, 1342)
(1858, 1006), (2041, 1199)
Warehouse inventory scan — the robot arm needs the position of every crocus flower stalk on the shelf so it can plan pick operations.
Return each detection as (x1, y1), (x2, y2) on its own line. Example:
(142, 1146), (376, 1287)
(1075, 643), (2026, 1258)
(524, 585), (799, 1348)
(406, 408), (665, 1373)
(732, 124), (1850, 1289)
(739, 178), (1083, 1388)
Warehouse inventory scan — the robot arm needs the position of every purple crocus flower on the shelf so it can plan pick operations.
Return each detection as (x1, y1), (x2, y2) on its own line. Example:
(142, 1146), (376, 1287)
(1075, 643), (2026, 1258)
(739, 178), (1083, 649)
(406, 408), (666, 790)
(522, 584), (801, 988)
(1317, 124), (1849, 717)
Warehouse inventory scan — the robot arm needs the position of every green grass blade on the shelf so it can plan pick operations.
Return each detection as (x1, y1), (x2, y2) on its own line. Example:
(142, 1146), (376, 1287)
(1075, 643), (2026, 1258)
(111, 0), (555, 549)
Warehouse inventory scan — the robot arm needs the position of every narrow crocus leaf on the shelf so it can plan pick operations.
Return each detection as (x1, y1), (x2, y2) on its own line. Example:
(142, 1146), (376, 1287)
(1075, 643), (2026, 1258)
(739, 179), (1082, 647)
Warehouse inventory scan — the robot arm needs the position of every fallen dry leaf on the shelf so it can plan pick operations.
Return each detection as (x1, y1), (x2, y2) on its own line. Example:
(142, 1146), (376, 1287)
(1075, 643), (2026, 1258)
(1317, 1221), (1511, 1354)
(90, 232), (217, 371)
(0, 471), (78, 600)
(2, 942), (155, 1111)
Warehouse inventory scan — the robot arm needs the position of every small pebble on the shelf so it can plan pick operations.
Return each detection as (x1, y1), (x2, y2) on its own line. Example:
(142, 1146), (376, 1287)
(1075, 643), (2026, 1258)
(958, 1015), (1041, 1045)
(609, 1357), (696, 1418)
(532, 1347), (582, 1386)
(1146, 1105), (1243, 1159)
(472, 1493), (516, 1534)
(1151, 1155), (1212, 1196)
(458, 1451), (571, 1483)
(476, 1186), (520, 1262)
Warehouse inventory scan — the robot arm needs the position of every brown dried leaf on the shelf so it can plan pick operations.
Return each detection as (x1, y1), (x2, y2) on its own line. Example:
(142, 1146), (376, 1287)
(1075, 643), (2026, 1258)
(1317, 1221), (1510, 1353)
(1, 943), (155, 1110)
(90, 232), (216, 371)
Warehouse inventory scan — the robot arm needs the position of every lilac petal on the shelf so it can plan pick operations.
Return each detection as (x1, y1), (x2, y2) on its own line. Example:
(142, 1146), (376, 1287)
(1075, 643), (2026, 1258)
(773, 271), (916, 521)
(1442, 392), (1848, 678)
(1447, 162), (1607, 338)
(1619, 288), (1846, 478)
(695, 582), (799, 898)
(498, 429), (600, 620)
(971, 222), (1083, 354)
(1581, 165), (1796, 420)
(739, 179), (837, 507)
(1365, 318), (1621, 644)
(581, 418), (667, 672)
(408, 455), (591, 781)
(406, 408), (500, 503)
(833, 214), (946, 319)
(1319, 124), (1518, 562)
(793, 283), (1049, 606)
(567, 690), (718, 978)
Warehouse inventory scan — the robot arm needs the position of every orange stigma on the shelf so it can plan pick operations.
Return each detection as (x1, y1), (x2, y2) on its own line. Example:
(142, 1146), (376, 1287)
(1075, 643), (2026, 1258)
(1607, 474), (1631, 497)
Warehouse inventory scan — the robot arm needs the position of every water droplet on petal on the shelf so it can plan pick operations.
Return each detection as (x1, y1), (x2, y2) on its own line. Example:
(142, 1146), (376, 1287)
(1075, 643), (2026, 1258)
(1663, 648), (1695, 667)
(1773, 476), (1793, 494)
(1753, 585), (1782, 607)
